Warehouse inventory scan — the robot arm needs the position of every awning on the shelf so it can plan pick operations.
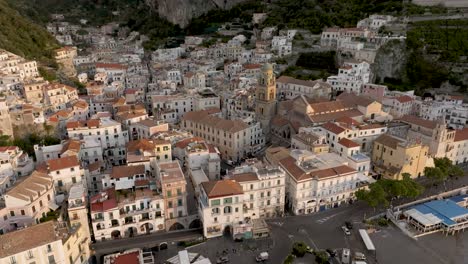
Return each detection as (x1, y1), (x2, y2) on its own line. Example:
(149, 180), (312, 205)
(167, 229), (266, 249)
(48, 201), (59, 211)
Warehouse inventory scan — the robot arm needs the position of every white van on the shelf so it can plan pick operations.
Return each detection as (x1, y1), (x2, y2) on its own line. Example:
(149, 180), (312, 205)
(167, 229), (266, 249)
(342, 248), (351, 264)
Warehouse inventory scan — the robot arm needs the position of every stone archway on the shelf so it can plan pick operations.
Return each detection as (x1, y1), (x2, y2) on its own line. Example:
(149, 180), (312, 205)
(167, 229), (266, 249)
(189, 219), (202, 229)
(111, 230), (121, 239)
(126, 226), (137, 237)
(140, 222), (154, 234)
(223, 225), (232, 237)
(169, 222), (185, 231)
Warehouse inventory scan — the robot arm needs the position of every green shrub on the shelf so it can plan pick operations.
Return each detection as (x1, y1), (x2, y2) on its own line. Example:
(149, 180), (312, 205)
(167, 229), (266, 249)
(292, 242), (308, 258)
(283, 254), (295, 264)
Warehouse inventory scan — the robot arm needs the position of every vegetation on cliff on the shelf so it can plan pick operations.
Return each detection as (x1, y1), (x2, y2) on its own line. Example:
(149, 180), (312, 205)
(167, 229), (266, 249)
(0, 0), (59, 66)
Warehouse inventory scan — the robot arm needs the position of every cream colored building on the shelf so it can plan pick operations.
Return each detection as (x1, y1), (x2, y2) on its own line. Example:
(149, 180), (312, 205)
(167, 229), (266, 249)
(372, 133), (430, 180)
(22, 78), (46, 104)
(44, 83), (79, 110)
(0, 220), (90, 264)
(229, 160), (286, 219)
(0, 171), (55, 234)
(199, 180), (244, 238)
(45, 155), (84, 194)
(0, 98), (13, 138)
(0, 49), (39, 82)
(156, 161), (188, 220)
(401, 115), (456, 159)
(279, 150), (364, 215)
(181, 109), (265, 162)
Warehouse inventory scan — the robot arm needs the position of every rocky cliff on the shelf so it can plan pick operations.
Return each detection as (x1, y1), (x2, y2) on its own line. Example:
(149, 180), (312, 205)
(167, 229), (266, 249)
(372, 39), (407, 83)
(145, 0), (249, 27)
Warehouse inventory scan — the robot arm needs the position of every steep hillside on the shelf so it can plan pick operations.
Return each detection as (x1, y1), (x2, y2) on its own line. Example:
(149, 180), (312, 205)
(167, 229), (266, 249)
(0, 0), (59, 65)
(146, 0), (250, 27)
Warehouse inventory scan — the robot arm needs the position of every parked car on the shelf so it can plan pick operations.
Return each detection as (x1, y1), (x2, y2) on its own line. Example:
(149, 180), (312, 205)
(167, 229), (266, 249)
(345, 221), (353, 229)
(354, 252), (366, 261)
(342, 248), (351, 264)
(256, 252), (269, 262)
(217, 256), (229, 263)
(341, 226), (351, 235)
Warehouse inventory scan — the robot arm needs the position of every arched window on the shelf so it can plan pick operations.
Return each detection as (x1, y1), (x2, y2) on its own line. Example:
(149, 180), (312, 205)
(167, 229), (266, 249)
(224, 206), (232, 214)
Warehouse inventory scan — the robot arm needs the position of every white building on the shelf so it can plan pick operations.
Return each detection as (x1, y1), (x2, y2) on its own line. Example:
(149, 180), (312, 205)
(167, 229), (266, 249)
(271, 36), (292, 57)
(184, 141), (221, 181)
(327, 61), (371, 94)
(90, 186), (165, 240)
(276, 76), (332, 100)
(199, 179), (244, 238)
(45, 155), (84, 194)
(357, 14), (396, 30)
(279, 150), (366, 215)
(382, 95), (415, 118)
(66, 117), (129, 165)
(229, 159), (286, 219)
(152, 47), (185, 62)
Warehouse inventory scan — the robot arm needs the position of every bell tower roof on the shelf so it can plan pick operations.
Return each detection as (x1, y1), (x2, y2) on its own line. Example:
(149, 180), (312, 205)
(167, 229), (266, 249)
(261, 63), (273, 72)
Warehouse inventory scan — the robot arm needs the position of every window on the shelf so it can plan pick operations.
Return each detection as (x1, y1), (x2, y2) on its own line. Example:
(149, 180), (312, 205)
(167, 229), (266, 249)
(211, 199), (220, 206)
(168, 201), (173, 208)
(47, 244), (52, 252)
(32, 206), (36, 213)
(177, 188), (182, 195)
(27, 250), (33, 259)
(212, 207), (220, 214)
(223, 197), (232, 204)
(224, 206), (232, 214)
(9, 256), (16, 264)
(48, 255), (55, 264)
(167, 190), (172, 197)
(177, 199), (183, 206)
(21, 210), (26, 215)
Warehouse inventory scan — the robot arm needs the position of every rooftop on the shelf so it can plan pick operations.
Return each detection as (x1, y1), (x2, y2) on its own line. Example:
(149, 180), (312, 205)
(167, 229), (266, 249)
(111, 165), (145, 179)
(0, 221), (76, 257)
(411, 199), (468, 226)
(201, 180), (243, 199)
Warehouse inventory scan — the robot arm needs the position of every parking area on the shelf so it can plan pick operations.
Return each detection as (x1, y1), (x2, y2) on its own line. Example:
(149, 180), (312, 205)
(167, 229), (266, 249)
(148, 201), (468, 264)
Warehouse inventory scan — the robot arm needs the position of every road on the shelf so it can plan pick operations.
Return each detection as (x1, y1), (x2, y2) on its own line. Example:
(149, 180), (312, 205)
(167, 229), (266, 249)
(91, 229), (203, 263)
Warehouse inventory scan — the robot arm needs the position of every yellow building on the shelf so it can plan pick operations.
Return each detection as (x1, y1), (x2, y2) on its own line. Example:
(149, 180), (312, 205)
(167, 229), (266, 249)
(0, 220), (90, 264)
(372, 134), (430, 180)
(255, 63), (277, 141)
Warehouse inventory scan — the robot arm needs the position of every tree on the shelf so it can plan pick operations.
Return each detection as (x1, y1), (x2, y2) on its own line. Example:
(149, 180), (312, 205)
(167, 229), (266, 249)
(314, 251), (329, 264)
(356, 183), (388, 208)
(292, 242), (308, 258)
(356, 176), (423, 208)
(424, 166), (445, 184)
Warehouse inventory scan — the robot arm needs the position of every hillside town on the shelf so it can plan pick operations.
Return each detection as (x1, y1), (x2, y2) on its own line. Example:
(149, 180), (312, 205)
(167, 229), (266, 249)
(0, 7), (467, 264)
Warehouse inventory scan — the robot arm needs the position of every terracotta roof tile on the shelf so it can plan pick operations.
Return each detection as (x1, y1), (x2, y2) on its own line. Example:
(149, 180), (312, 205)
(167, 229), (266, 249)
(375, 134), (404, 149)
(338, 138), (360, 148)
(400, 115), (437, 129)
(47, 156), (79, 171)
(230, 172), (259, 182)
(395, 95), (413, 103)
(201, 180), (243, 198)
(322, 122), (346, 134)
(454, 128), (468, 142)
(111, 165), (145, 179)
